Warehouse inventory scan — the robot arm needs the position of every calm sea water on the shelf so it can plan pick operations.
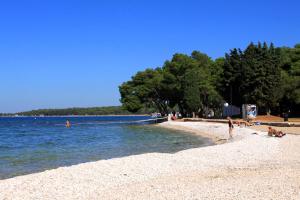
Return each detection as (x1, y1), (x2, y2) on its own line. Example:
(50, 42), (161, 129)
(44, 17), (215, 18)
(0, 116), (213, 179)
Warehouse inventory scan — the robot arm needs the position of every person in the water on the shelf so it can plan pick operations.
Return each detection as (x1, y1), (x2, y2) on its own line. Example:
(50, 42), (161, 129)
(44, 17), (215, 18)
(66, 120), (71, 128)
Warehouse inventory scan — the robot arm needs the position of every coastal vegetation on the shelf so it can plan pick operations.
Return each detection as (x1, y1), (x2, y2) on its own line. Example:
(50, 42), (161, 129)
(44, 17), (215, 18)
(13, 106), (154, 116)
(119, 42), (300, 117)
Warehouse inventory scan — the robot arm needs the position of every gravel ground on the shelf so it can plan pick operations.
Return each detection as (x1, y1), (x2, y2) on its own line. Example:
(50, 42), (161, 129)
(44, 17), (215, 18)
(0, 121), (299, 200)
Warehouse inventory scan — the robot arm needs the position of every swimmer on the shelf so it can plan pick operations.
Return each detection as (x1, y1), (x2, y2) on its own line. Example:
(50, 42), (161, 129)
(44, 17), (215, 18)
(66, 120), (71, 128)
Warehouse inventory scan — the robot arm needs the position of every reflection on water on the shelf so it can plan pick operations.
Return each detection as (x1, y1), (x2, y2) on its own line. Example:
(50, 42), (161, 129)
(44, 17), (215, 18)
(0, 116), (214, 179)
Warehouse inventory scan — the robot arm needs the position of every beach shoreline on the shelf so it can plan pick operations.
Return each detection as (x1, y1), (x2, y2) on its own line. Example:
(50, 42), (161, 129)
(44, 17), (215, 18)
(156, 121), (232, 144)
(1, 121), (299, 199)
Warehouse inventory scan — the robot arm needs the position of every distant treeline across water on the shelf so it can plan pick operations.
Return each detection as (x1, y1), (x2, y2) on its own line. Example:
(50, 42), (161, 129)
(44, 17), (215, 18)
(0, 106), (156, 116)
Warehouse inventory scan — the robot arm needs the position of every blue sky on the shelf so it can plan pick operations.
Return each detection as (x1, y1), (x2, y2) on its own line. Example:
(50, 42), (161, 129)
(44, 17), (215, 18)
(0, 0), (299, 113)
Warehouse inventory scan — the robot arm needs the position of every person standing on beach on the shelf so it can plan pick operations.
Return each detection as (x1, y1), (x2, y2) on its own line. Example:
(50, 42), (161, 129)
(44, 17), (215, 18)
(227, 117), (234, 139)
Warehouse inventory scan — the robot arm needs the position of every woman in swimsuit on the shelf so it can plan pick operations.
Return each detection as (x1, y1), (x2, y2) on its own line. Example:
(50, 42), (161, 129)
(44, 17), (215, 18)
(227, 117), (234, 139)
(268, 127), (286, 137)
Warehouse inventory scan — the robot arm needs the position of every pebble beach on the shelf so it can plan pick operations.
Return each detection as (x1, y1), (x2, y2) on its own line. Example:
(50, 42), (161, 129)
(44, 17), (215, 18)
(1, 121), (300, 200)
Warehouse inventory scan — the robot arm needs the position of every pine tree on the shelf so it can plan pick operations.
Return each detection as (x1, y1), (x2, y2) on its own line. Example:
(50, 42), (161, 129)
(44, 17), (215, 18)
(222, 48), (242, 106)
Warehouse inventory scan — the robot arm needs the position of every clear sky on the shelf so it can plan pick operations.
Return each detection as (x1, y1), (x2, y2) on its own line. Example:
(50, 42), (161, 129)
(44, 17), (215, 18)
(0, 0), (299, 113)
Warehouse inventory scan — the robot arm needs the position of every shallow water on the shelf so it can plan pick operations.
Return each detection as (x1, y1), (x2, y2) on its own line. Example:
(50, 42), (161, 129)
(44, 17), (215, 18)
(0, 116), (213, 179)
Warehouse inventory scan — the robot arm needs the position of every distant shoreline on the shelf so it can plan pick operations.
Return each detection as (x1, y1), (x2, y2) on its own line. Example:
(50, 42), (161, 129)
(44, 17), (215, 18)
(0, 114), (150, 117)
(0, 105), (155, 117)
(158, 121), (227, 144)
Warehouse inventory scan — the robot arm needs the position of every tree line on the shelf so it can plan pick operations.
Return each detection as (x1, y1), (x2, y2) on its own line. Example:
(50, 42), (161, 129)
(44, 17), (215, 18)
(119, 42), (300, 117)
(15, 106), (155, 116)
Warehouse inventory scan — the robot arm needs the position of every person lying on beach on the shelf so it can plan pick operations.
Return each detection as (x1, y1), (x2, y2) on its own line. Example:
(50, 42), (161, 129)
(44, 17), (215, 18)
(268, 127), (286, 137)
(276, 131), (286, 137)
(235, 120), (252, 127)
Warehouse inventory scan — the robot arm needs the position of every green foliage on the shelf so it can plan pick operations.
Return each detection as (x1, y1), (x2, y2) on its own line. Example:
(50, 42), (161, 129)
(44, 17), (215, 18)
(16, 106), (151, 116)
(183, 68), (202, 113)
(0, 113), (11, 116)
(119, 68), (167, 114)
(119, 42), (300, 116)
(160, 53), (199, 111)
(120, 51), (223, 117)
(240, 42), (281, 112)
(277, 44), (300, 114)
(221, 42), (285, 114)
(222, 48), (242, 106)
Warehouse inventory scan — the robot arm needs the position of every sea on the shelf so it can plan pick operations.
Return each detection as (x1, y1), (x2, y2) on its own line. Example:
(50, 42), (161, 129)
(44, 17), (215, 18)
(0, 116), (213, 179)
